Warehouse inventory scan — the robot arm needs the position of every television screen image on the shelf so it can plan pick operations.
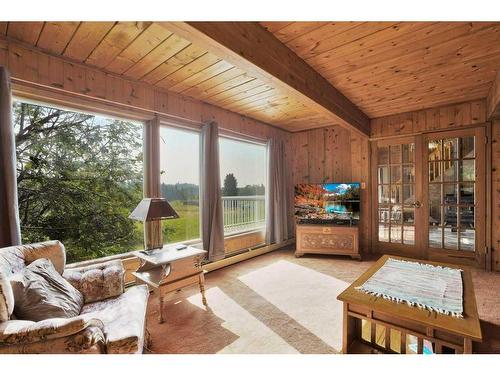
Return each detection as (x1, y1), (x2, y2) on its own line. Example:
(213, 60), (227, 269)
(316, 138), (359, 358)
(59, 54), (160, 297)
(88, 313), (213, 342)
(294, 183), (360, 225)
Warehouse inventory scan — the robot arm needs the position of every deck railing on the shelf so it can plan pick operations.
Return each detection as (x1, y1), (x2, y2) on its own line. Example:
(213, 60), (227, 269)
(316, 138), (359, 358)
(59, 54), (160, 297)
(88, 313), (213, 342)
(222, 195), (266, 234)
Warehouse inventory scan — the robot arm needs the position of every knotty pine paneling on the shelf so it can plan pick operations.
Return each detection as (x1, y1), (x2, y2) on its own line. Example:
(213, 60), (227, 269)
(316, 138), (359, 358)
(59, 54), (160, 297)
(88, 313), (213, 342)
(371, 100), (487, 138)
(488, 70), (500, 120)
(0, 38), (289, 143)
(0, 37), (294, 253)
(290, 126), (371, 253)
(264, 22), (500, 118)
(491, 119), (500, 271)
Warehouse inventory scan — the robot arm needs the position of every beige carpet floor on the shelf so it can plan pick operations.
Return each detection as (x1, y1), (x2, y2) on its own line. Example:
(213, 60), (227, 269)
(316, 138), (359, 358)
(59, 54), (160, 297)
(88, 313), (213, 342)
(145, 246), (500, 354)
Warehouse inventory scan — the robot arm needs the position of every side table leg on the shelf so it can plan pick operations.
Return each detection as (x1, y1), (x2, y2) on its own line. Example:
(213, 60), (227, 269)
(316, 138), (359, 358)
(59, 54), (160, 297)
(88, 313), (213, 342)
(199, 272), (207, 306)
(156, 288), (165, 324)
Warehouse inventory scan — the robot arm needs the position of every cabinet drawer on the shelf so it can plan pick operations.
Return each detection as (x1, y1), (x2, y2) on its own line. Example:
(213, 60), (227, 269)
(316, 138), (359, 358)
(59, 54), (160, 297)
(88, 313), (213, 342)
(296, 224), (359, 256)
(299, 232), (355, 252)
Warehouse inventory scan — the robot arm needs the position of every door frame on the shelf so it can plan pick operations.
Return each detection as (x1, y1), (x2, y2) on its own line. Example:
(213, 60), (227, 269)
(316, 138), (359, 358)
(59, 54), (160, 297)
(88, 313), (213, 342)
(370, 123), (491, 269)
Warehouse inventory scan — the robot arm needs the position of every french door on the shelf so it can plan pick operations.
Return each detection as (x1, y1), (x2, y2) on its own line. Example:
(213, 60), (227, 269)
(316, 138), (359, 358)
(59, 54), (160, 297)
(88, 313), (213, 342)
(372, 136), (424, 258)
(372, 127), (486, 268)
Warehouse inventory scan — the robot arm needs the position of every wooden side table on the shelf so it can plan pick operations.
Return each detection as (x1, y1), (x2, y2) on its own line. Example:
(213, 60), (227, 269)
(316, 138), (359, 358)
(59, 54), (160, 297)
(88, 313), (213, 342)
(132, 246), (208, 323)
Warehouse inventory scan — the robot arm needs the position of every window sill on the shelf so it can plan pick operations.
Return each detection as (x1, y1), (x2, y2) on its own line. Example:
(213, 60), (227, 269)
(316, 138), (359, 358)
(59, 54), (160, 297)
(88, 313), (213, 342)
(66, 238), (201, 268)
(224, 227), (265, 238)
(67, 229), (266, 269)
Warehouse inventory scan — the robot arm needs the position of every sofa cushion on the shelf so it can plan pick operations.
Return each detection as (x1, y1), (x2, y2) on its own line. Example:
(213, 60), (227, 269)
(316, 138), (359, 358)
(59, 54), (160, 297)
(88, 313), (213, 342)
(63, 260), (124, 303)
(0, 271), (14, 322)
(10, 258), (84, 321)
(80, 285), (149, 354)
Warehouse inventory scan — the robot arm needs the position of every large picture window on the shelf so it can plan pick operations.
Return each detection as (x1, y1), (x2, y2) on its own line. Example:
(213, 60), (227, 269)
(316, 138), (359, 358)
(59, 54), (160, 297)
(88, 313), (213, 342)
(159, 126), (201, 244)
(14, 100), (144, 263)
(219, 137), (267, 235)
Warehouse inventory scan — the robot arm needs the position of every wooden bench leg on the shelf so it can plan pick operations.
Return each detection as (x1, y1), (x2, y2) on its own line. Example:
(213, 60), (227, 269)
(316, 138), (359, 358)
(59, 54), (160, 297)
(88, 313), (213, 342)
(342, 303), (357, 353)
(400, 332), (406, 354)
(463, 338), (472, 354)
(417, 337), (423, 354)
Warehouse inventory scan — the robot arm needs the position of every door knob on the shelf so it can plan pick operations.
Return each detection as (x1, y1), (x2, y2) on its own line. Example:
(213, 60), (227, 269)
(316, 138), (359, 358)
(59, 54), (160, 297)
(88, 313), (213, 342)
(412, 201), (422, 208)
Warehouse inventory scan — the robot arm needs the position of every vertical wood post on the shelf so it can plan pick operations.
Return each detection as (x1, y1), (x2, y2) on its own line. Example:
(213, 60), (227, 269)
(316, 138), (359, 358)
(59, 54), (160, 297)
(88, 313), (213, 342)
(144, 115), (162, 249)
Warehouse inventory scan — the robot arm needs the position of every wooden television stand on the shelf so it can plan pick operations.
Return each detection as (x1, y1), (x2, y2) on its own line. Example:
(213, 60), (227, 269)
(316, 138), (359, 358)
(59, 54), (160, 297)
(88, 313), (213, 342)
(295, 223), (360, 260)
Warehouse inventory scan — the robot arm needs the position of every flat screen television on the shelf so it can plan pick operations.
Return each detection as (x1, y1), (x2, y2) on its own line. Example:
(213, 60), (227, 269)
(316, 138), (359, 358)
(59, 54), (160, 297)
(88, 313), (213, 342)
(294, 183), (360, 226)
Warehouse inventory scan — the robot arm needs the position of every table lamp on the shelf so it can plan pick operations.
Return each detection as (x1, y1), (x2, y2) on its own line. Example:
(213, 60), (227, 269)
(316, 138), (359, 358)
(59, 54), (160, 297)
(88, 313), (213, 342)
(129, 198), (179, 252)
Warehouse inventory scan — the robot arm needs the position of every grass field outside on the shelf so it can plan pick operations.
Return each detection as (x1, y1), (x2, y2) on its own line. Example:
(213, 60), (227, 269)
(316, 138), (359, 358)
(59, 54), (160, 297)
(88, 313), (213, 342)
(162, 200), (201, 243)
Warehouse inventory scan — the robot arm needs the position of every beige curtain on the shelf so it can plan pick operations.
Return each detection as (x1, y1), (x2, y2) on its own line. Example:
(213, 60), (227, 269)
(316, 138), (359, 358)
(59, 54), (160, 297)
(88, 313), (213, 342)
(143, 116), (162, 249)
(201, 121), (225, 261)
(0, 67), (21, 248)
(265, 138), (289, 245)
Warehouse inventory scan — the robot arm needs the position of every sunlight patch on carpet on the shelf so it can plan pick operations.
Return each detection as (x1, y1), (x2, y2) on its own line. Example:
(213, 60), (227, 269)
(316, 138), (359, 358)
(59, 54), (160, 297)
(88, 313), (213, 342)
(187, 287), (298, 354)
(238, 260), (349, 352)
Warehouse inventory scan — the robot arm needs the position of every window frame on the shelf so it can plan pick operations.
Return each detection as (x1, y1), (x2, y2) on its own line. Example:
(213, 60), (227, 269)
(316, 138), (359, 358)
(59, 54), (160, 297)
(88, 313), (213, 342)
(13, 95), (147, 263)
(13, 91), (273, 265)
(218, 133), (268, 237)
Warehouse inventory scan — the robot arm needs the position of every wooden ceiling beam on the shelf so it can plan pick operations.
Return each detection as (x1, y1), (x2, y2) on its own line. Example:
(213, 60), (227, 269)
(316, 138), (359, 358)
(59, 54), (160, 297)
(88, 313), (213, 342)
(487, 70), (500, 119)
(160, 22), (370, 135)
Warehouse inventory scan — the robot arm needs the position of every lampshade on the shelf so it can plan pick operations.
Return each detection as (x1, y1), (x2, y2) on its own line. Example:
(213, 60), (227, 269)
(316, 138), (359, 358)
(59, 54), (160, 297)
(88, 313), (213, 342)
(129, 198), (179, 222)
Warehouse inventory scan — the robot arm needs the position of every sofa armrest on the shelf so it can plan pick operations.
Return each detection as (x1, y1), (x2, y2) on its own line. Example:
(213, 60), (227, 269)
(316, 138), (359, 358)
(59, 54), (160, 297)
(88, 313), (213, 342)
(0, 325), (105, 354)
(0, 316), (104, 346)
(63, 260), (125, 303)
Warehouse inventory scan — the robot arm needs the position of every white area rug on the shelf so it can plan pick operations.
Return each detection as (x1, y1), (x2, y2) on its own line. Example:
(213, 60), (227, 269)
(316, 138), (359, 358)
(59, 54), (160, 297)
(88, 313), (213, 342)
(355, 258), (463, 317)
(238, 260), (349, 352)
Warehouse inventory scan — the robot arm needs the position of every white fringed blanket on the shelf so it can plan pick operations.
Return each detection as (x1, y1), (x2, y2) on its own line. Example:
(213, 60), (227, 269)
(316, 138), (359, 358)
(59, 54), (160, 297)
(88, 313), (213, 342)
(355, 258), (463, 317)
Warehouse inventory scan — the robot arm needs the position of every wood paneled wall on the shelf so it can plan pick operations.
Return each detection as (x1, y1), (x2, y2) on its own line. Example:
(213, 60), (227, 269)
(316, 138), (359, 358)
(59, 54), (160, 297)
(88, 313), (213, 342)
(371, 99), (487, 138)
(0, 38), (289, 143)
(289, 127), (371, 253)
(491, 119), (500, 271)
(487, 70), (500, 120)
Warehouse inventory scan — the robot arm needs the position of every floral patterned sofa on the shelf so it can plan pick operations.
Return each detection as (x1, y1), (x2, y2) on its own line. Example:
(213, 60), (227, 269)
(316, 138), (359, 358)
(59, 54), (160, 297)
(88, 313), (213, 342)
(0, 241), (149, 354)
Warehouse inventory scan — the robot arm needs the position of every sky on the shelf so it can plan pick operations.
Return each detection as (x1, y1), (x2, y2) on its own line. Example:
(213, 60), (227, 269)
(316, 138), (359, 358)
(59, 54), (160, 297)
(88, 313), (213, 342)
(159, 127), (267, 187)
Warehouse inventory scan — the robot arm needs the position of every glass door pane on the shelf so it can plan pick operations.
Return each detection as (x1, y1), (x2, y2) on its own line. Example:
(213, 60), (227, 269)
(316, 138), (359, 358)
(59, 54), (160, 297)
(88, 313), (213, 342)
(427, 136), (476, 252)
(377, 142), (416, 245)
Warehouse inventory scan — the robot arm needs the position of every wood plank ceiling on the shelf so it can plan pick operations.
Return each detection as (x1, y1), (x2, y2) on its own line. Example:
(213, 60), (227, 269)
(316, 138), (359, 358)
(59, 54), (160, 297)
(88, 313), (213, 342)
(0, 21), (337, 132)
(0, 21), (499, 129)
(260, 21), (500, 118)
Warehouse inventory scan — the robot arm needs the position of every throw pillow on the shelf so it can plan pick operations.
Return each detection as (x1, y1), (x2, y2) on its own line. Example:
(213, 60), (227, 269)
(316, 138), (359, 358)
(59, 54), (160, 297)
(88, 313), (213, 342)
(10, 258), (84, 321)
